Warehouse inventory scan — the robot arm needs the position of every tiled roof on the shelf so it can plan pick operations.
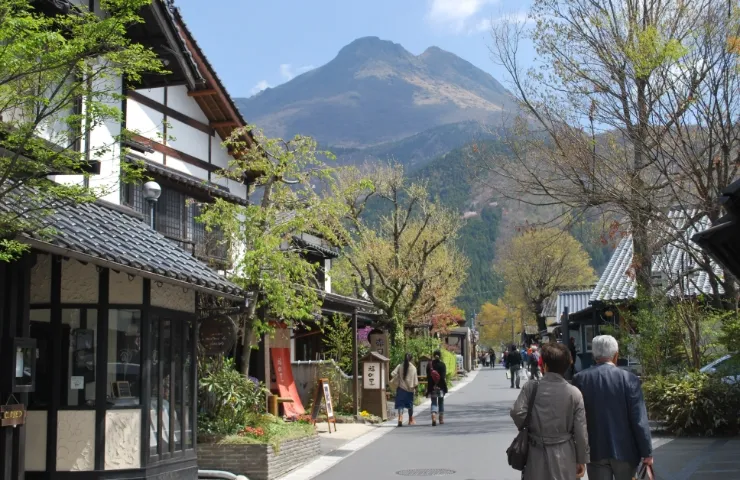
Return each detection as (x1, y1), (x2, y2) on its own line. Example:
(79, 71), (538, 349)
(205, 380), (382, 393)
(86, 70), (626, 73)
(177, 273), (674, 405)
(541, 294), (558, 318)
(556, 290), (593, 317)
(7, 194), (243, 299)
(591, 209), (723, 302)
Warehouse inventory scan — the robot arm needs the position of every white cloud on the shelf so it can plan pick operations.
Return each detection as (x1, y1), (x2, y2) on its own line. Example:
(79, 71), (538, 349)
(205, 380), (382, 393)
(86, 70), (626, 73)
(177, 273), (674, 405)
(427, 0), (499, 33)
(250, 80), (271, 95)
(468, 11), (534, 35)
(279, 63), (316, 81)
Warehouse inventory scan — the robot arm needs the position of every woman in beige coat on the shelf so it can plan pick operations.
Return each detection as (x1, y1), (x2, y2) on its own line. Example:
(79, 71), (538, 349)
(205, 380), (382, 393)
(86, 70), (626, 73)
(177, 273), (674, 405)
(510, 343), (590, 480)
(391, 353), (418, 426)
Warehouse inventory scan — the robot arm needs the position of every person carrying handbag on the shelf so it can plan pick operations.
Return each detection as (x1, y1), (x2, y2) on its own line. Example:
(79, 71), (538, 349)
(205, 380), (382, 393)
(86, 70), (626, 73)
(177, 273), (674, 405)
(510, 343), (590, 480)
(390, 352), (418, 426)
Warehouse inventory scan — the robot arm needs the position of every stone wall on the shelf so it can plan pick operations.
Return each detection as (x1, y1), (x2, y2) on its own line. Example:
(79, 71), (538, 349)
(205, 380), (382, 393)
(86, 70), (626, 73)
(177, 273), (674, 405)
(197, 435), (320, 480)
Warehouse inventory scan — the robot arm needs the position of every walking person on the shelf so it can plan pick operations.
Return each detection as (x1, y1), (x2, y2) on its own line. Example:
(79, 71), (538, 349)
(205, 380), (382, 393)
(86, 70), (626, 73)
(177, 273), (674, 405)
(506, 345), (523, 388)
(490, 349), (496, 369)
(510, 343), (589, 479)
(391, 353), (418, 426)
(426, 349), (448, 426)
(569, 337), (578, 376)
(529, 345), (541, 380)
(573, 335), (653, 480)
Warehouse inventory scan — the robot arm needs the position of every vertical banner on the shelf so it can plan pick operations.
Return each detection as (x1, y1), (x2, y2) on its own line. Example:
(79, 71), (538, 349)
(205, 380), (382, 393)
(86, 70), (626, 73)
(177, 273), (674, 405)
(270, 348), (305, 417)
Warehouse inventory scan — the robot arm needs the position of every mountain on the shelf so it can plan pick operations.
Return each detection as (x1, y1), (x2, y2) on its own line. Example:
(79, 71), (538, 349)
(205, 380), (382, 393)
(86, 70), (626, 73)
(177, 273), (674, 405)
(236, 37), (514, 148)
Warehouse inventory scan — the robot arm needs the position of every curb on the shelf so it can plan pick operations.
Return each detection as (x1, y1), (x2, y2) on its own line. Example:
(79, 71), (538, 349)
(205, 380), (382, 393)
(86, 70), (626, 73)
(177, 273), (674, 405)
(279, 369), (480, 480)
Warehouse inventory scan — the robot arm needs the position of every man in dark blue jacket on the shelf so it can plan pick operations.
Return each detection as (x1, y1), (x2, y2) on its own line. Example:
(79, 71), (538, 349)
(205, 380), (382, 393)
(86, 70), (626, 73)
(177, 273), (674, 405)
(573, 335), (653, 480)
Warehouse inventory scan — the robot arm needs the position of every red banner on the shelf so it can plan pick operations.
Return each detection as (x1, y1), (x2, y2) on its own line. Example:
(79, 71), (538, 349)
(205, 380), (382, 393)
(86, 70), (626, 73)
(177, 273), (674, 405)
(270, 348), (305, 417)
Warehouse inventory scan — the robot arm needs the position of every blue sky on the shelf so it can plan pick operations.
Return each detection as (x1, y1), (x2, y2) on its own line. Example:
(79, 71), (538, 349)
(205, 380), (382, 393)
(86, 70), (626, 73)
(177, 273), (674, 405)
(175, 0), (534, 99)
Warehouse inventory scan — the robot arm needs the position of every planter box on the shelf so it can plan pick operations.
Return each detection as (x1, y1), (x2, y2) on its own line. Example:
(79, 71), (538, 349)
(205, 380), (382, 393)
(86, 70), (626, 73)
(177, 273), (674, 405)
(198, 435), (320, 480)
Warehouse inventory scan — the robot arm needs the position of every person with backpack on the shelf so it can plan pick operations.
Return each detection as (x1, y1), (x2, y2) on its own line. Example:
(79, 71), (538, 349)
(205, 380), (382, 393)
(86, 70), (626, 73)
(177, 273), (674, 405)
(530, 345), (541, 380)
(426, 349), (448, 426)
(506, 345), (523, 388)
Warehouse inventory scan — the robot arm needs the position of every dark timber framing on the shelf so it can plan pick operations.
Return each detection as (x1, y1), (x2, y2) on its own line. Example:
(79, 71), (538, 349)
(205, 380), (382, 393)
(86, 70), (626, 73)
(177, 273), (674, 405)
(1, 251), (200, 480)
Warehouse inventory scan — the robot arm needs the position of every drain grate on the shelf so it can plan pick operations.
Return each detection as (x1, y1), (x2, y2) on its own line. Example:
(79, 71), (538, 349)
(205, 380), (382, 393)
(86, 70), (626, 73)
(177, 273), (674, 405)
(396, 469), (456, 477)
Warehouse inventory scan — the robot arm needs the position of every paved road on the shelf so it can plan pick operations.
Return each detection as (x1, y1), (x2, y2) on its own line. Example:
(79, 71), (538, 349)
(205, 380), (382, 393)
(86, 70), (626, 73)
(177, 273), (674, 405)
(314, 367), (524, 480)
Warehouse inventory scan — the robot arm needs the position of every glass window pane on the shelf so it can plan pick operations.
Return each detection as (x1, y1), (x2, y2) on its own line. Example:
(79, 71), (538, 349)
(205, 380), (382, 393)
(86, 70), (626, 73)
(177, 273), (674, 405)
(160, 319), (172, 452)
(66, 309), (97, 407)
(184, 321), (193, 449)
(149, 315), (160, 456)
(29, 309), (51, 408)
(107, 310), (141, 406)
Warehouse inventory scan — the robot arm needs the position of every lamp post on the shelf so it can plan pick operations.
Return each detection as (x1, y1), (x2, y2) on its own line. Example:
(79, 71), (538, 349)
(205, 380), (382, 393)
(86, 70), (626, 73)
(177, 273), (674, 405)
(142, 181), (162, 230)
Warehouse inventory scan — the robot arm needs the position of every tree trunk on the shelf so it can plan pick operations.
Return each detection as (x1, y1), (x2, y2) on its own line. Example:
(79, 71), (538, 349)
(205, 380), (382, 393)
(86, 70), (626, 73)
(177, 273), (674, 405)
(239, 317), (257, 376)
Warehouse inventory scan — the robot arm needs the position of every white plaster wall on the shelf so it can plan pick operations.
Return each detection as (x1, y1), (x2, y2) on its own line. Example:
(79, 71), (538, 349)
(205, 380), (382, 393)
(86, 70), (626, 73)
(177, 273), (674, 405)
(210, 132), (232, 170)
(24, 410), (48, 471)
(167, 86), (209, 123)
(151, 282), (195, 312)
(324, 259), (332, 294)
(167, 118), (209, 162)
(109, 271), (143, 304)
(105, 410), (141, 470)
(30, 253), (52, 304)
(125, 99), (165, 164)
(88, 72), (123, 204)
(56, 410), (95, 471)
(61, 260), (99, 303)
(166, 156), (209, 180)
(135, 87), (165, 104)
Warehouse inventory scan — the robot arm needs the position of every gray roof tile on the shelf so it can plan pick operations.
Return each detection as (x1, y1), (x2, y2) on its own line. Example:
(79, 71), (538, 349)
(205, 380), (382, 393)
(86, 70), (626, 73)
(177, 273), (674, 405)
(9, 196), (242, 298)
(590, 209), (723, 302)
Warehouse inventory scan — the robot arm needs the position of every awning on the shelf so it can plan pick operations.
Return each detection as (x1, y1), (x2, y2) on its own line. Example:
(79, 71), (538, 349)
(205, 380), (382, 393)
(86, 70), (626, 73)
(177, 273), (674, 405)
(14, 197), (243, 300)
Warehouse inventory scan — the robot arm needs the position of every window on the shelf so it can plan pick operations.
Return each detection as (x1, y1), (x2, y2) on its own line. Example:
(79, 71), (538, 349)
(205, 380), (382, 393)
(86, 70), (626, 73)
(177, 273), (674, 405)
(121, 182), (228, 264)
(584, 325), (595, 352)
(108, 310), (141, 406)
(65, 309), (98, 407)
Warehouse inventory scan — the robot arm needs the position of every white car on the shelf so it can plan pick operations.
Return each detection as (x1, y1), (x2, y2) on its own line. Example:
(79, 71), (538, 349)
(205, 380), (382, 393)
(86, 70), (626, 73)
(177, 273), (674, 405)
(700, 353), (739, 384)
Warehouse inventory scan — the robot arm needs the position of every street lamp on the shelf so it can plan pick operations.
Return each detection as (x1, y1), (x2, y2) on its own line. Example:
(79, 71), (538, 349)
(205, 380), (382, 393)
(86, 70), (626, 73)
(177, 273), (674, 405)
(142, 181), (161, 230)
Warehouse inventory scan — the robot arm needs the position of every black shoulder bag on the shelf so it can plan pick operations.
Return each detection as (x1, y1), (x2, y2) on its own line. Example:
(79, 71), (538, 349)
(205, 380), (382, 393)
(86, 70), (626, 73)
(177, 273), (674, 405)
(507, 381), (539, 471)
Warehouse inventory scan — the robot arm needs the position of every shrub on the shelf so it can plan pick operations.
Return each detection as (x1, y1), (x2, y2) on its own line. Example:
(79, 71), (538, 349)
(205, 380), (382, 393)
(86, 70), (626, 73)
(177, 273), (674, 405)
(440, 349), (457, 383)
(643, 372), (740, 436)
(198, 357), (269, 435)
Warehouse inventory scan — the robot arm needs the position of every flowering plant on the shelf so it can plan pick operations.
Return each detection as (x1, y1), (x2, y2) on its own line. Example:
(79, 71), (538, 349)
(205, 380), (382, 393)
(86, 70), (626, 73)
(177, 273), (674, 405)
(238, 426), (265, 438)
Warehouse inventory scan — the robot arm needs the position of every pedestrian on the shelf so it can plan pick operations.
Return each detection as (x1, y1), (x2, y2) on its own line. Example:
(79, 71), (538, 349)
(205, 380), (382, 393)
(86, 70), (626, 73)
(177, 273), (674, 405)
(530, 345), (541, 380)
(506, 345), (523, 388)
(573, 335), (653, 480)
(490, 349), (496, 369)
(568, 337), (578, 375)
(426, 349), (448, 426)
(510, 342), (589, 480)
(390, 352), (418, 426)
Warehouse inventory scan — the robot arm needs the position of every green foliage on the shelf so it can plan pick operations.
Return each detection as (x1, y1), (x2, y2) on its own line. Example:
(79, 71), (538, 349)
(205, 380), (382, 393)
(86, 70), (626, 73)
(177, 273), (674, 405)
(203, 414), (315, 447)
(389, 336), (440, 372)
(0, 0), (162, 261)
(322, 315), (353, 373)
(440, 349), (457, 382)
(643, 373), (740, 436)
(719, 312), (740, 353)
(198, 358), (269, 436)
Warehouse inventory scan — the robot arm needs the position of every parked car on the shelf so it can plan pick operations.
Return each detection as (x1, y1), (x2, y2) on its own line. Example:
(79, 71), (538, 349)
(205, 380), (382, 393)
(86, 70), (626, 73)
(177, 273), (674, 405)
(700, 353), (739, 384)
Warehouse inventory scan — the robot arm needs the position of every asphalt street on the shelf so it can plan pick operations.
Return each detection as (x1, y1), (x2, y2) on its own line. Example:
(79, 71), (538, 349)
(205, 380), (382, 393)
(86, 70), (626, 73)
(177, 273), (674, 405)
(313, 366), (524, 480)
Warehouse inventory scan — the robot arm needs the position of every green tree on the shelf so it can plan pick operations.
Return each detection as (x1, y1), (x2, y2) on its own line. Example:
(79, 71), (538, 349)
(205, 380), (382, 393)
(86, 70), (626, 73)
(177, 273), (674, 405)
(485, 0), (726, 297)
(496, 228), (596, 325)
(334, 163), (467, 343)
(0, 0), (163, 261)
(322, 314), (353, 373)
(199, 127), (351, 375)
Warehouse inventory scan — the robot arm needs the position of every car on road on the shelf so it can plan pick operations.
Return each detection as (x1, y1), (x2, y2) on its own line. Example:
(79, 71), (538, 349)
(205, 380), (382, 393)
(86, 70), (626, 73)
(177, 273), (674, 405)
(700, 353), (739, 384)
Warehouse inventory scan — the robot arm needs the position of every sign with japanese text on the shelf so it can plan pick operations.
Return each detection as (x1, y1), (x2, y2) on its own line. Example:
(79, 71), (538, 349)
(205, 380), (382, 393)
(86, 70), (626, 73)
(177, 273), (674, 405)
(363, 362), (381, 389)
(310, 378), (337, 432)
(369, 331), (389, 357)
(199, 316), (237, 356)
(270, 348), (305, 417)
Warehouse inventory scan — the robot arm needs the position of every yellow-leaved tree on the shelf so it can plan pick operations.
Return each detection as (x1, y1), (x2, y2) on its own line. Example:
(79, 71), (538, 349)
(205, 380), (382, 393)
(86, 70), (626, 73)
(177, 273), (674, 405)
(496, 228), (596, 327)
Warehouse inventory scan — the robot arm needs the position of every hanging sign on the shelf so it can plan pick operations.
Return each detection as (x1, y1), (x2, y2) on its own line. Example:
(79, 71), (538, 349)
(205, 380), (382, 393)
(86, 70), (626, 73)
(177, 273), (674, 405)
(199, 316), (237, 356)
(1, 404), (26, 428)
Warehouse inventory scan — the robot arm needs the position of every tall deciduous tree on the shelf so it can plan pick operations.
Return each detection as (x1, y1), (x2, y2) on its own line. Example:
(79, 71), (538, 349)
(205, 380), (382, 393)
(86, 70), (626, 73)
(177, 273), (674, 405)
(496, 228), (596, 325)
(334, 163), (467, 342)
(0, 0), (163, 260)
(199, 127), (350, 375)
(483, 0), (725, 296)
(477, 297), (528, 348)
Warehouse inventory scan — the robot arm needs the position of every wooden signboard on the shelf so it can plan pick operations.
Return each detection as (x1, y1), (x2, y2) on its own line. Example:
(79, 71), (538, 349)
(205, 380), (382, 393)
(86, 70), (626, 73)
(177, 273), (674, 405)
(199, 316), (237, 356)
(310, 378), (336, 433)
(1, 404), (26, 427)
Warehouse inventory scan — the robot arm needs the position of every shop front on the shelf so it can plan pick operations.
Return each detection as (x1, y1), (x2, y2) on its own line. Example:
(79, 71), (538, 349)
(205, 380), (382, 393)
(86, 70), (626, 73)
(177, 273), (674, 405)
(0, 200), (243, 480)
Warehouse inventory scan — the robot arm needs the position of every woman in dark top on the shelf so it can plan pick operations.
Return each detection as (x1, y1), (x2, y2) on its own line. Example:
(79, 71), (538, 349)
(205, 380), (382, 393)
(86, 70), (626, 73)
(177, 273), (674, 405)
(426, 350), (448, 426)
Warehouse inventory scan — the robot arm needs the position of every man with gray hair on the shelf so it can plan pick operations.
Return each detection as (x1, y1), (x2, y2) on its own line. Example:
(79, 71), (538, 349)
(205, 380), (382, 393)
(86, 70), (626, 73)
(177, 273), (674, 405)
(573, 335), (653, 480)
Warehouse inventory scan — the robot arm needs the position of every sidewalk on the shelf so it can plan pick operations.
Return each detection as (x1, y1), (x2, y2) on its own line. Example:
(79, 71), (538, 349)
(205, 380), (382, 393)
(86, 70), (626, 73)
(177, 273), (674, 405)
(652, 437), (740, 480)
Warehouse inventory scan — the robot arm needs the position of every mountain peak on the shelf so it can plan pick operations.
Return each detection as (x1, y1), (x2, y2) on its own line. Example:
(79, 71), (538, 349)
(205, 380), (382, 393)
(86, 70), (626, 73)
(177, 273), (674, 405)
(336, 36), (411, 61)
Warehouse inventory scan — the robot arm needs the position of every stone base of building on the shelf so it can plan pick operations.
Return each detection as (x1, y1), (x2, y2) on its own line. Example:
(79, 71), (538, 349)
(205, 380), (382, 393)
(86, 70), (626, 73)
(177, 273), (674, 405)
(197, 435), (320, 480)
(24, 458), (198, 480)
